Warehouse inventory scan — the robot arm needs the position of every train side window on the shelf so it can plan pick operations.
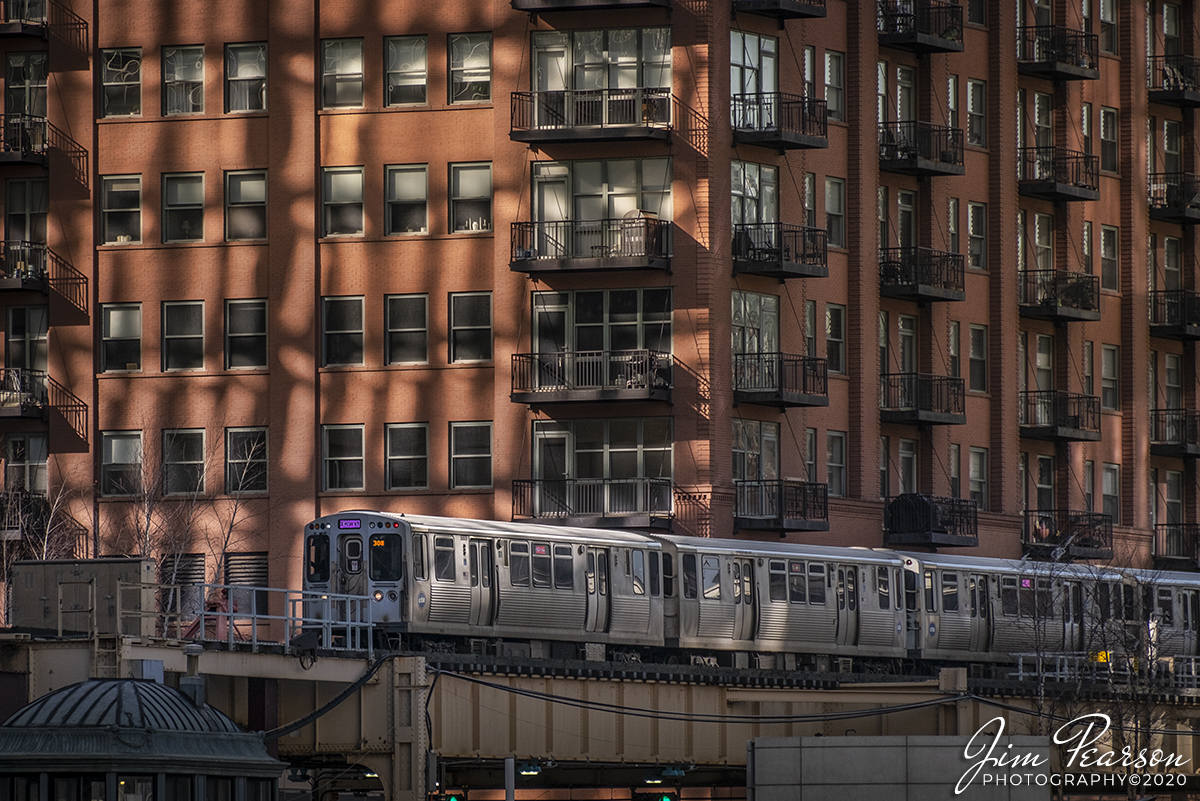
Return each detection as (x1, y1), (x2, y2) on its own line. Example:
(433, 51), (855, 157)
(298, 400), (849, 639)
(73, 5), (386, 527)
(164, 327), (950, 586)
(532, 543), (552, 588)
(904, 570), (917, 612)
(369, 532), (403, 581)
(846, 568), (856, 611)
(480, 543), (491, 588)
(1071, 583), (1081, 624)
(597, 551), (608, 595)
(789, 561), (806, 604)
(877, 566), (889, 610)
(733, 563), (741, 604)
(942, 572), (959, 613)
(924, 570), (937, 613)
(663, 552), (675, 598)
(978, 577), (988, 619)
(701, 555), (721, 600)
(1123, 584), (1136, 621)
(306, 534), (330, 583)
(1097, 582), (1111, 623)
(554, 544), (574, 590)
(968, 578), (977, 618)
(434, 536), (455, 582)
(412, 533), (427, 581)
(1018, 578), (1036, 617)
(1000, 576), (1018, 616)
(681, 554), (697, 599)
(632, 550), (646, 596)
(1192, 592), (1199, 632)
(1037, 579), (1053, 618)
(743, 564), (752, 606)
(808, 563), (826, 605)
(1158, 588), (1174, 626)
(649, 551), (660, 596)
(510, 541), (530, 587)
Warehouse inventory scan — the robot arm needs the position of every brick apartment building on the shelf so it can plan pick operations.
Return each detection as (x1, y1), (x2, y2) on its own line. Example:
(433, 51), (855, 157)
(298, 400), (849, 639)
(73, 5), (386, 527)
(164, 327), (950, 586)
(0, 0), (1195, 598)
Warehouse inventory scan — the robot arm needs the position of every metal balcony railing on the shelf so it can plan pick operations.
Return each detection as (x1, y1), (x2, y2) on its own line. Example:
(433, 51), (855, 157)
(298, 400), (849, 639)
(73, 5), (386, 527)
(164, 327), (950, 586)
(0, 368), (46, 415)
(1155, 522), (1200, 563)
(1018, 390), (1100, 432)
(731, 92), (827, 140)
(1018, 146), (1099, 193)
(1151, 408), (1200, 449)
(1017, 269), (1100, 315)
(0, 489), (49, 540)
(0, 113), (46, 158)
(511, 350), (672, 395)
(511, 218), (671, 265)
(878, 246), (965, 295)
(733, 352), (827, 399)
(1022, 509), (1113, 556)
(732, 223), (827, 272)
(0, 240), (46, 282)
(734, 479), (828, 526)
(877, 0), (964, 44)
(511, 87), (670, 138)
(2, 0), (44, 24)
(879, 373), (964, 417)
(1149, 289), (1200, 332)
(1016, 25), (1099, 74)
(512, 477), (674, 524)
(1148, 172), (1200, 219)
(1148, 54), (1200, 95)
(878, 121), (964, 171)
(884, 494), (978, 545)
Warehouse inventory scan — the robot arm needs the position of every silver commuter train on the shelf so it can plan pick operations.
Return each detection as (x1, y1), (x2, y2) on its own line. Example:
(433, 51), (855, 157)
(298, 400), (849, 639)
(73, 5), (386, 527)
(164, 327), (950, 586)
(303, 511), (1200, 670)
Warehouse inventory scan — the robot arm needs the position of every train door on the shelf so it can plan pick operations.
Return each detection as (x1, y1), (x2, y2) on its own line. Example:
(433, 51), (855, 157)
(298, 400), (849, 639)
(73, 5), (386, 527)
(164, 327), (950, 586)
(339, 533), (366, 597)
(1182, 590), (1199, 655)
(585, 546), (610, 633)
(733, 558), (755, 641)
(968, 574), (990, 652)
(904, 565), (920, 650)
(468, 538), (495, 626)
(1062, 580), (1083, 651)
(835, 564), (859, 646)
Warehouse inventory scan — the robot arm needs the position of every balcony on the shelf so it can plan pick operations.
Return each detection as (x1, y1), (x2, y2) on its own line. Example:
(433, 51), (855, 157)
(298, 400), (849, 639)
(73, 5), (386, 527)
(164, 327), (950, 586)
(1154, 523), (1200, 569)
(1017, 147), (1099, 202)
(510, 88), (670, 144)
(877, 0), (964, 54)
(878, 247), (965, 302)
(733, 0), (825, 19)
(883, 494), (978, 548)
(1018, 390), (1100, 442)
(1150, 409), (1200, 458)
(1149, 290), (1200, 340)
(1148, 55), (1200, 107)
(879, 373), (965, 426)
(512, 0), (668, 10)
(733, 352), (828, 408)
(512, 477), (673, 529)
(732, 223), (827, 279)
(0, 490), (49, 543)
(0, 0), (45, 37)
(511, 216), (671, 274)
(1022, 510), (1112, 560)
(0, 114), (46, 166)
(0, 368), (46, 419)
(1017, 270), (1100, 323)
(0, 240), (47, 292)
(734, 480), (829, 533)
(732, 93), (827, 151)
(878, 121), (964, 177)
(1016, 26), (1099, 80)
(1148, 172), (1200, 224)
(511, 350), (671, 404)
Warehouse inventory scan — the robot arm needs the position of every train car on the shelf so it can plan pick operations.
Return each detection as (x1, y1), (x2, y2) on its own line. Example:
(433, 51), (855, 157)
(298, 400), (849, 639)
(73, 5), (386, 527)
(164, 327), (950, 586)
(1121, 567), (1200, 659)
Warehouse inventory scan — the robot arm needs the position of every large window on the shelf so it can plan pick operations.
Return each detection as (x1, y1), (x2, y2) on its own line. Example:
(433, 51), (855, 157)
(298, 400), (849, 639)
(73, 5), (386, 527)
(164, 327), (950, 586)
(732, 291), (777, 357)
(824, 177), (844, 247)
(449, 33), (491, 103)
(969, 447), (988, 510)
(386, 294), (427, 364)
(534, 289), (671, 359)
(5, 433), (46, 494)
(162, 301), (203, 370)
(322, 167), (363, 236)
(163, 429), (204, 494)
(321, 39), (363, 108)
(1100, 225), (1118, 290)
(826, 431), (846, 497)
(1100, 107), (1118, 172)
(1102, 463), (1119, 520)
(733, 419), (778, 482)
(163, 173), (203, 242)
(731, 31), (777, 98)
(226, 43), (266, 112)
(1101, 344), (1119, 410)
(824, 50), (844, 121)
(966, 79), (985, 146)
(968, 202), (986, 269)
(450, 162), (491, 233)
(449, 292), (491, 363)
(226, 427), (267, 494)
(1099, 0), (1116, 53)
(101, 176), (140, 244)
(386, 165), (427, 235)
(322, 297), (363, 366)
(101, 48), (141, 117)
(968, 325), (987, 392)
(225, 299), (266, 369)
(102, 303), (141, 371)
(387, 423), (428, 490)
(731, 161), (777, 227)
(386, 36), (427, 106)
(826, 303), (845, 374)
(451, 421), (492, 488)
(533, 418), (673, 499)
(322, 425), (363, 491)
(226, 171), (266, 240)
(163, 46), (203, 115)
(101, 431), (142, 496)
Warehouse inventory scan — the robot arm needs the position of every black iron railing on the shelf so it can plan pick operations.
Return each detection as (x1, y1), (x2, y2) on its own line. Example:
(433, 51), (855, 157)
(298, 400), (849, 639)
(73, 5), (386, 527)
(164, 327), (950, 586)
(512, 477), (674, 521)
(877, 0), (963, 41)
(1018, 146), (1099, 191)
(733, 352), (827, 397)
(1155, 523), (1200, 561)
(1018, 390), (1100, 431)
(879, 373), (965, 416)
(1149, 172), (1200, 213)
(734, 479), (828, 523)
(1016, 25), (1098, 71)
(1018, 269), (1099, 313)
(878, 246), (965, 293)
(731, 92), (827, 139)
(511, 87), (671, 135)
(1149, 289), (1200, 329)
(0, 489), (49, 541)
(511, 218), (671, 263)
(2, 0), (44, 23)
(1148, 54), (1200, 93)
(732, 223), (826, 269)
(0, 113), (45, 157)
(1151, 408), (1200, 447)
(511, 350), (672, 394)
(0, 367), (45, 413)
(878, 120), (963, 168)
(1022, 509), (1112, 553)
(884, 494), (978, 541)
(0, 240), (46, 281)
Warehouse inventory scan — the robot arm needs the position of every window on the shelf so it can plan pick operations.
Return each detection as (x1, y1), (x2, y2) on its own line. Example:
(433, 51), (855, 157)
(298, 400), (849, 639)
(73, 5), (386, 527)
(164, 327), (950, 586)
(1032, 213), (1052, 271)
(386, 294), (427, 364)
(225, 171), (266, 240)
(731, 161), (777, 226)
(101, 48), (141, 117)
(162, 301), (203, 370)
(533, 418), (672, 507)
(808, 563), (827, 604)
(733, 419), (779, 482)
(6, 51), (44, 118)
(386, 165), (427, 235)
(225, 299), (266, 369)
(804, 300), (816, 357)
(163, 46), (203, 115)
(966, 80), (985, 146)
(731, 31), (778, 98)
(225, 552), (268, 616)
(803, 172), (816, 228)
(825, 177), (844, 247)
(226, 427), (267, 493)
(1102, 463), (1119, 520)
(435, 536), (456, 582)
(450, 163), (491, 232)
(879, 435), (890, 499)
(942, 573), (959, 613)
(827, 431), (846, 497)
(969, 447), (987, 510)
(322, 425), (363, 491)
(1099, 0), (1116, 53)
(386, 36), (427, 106)
(226, 43), (266, 112)
(949, 443), (961, 498)
(102, 303), (141, 371)
(732, 290), (778, 360)
(968, 325), (987, 392)
(947, 75), (958, 130)
(5, 433), (46, 494)
(826, 303), (845, 374)
(1081, 103), (1092, 155)
(386, 423), (427, 490)
(163, 173), (203, 242)
(824, 51), (844, 121)
(450, 421), (491, 488)
(1082, 340), (1094, 395)
(967, 0), (985, 24)
(449, 292), (491, 363)
(1082, 220), (1092, 273)
(899, 438), (917, 494)
(322, 297), (363, 366)
(101, 176), (140, 244)
(1100, 225), (1118, 290)
(1101, 344), (1118, 410)
(321, 39), (363, 108)
(449, 33), (491, 103)
(701, 555), (721, 600)
(557, 545), (575, 590)
(322, 167), (363, 236)
(948, 198), (959, 253)
(1083, 460), (1094, 511)
(949, 321), (960, 377)
(163, 429), (204, 494)
(534, 289), (671, 368)
(803, 46), (815, 98)
(967, 202), (986, 270)
(101, 431), (142, 495)
(1100, 107), (1118, 172)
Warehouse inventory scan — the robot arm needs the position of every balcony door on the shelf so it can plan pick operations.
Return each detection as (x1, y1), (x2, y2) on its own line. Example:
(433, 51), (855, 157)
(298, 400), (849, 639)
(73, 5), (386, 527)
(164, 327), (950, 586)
(896, 66), (915, 124)
(5, 52), (46, 118)
(6, 305), (46, 372)
(6, 178), (46, 243)
(5, 432), (45, 493)
(897, 191), (915, 250)
(533, 426), (569, 518)
(532, 293), (568, 389)
(532, 163), (569, 258)
(532, 34), (568, 128)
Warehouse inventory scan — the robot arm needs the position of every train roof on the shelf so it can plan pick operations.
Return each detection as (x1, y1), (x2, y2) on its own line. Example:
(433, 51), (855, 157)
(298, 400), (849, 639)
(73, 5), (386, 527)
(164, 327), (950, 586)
(315, 511), (663, 549)
(647, 534), (906, 565)
(905, 550), (1125, 580)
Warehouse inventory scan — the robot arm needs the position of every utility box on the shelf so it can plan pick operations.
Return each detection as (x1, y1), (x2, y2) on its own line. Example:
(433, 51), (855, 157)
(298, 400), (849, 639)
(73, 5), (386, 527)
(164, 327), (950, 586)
(8, 558), (157, 636)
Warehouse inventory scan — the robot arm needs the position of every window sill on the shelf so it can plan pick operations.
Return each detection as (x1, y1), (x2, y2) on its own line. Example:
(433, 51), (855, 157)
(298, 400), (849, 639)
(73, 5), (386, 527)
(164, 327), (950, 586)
(99, 369), (143, 375)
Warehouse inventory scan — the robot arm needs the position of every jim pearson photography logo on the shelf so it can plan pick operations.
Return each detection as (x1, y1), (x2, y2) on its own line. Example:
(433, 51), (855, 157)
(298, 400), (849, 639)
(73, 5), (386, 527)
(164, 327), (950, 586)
(955, 714), (1191, 794)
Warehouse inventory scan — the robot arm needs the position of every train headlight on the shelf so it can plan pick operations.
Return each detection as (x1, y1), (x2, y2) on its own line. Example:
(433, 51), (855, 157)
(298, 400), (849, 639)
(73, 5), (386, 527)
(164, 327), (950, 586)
(388, 590), (398, 601)
(373, 591), (384, 602)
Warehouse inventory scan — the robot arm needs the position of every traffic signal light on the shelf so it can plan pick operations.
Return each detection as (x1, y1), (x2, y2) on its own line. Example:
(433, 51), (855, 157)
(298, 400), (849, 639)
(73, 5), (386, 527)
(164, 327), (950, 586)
(441, 791), (467, 801)
(633, 792), (678, 801)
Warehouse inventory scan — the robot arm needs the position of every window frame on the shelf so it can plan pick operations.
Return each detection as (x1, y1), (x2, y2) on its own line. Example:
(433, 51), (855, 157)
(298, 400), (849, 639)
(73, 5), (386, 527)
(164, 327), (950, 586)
(101, 430), (142, 496)
(449, 32), (492, 104)
(163, 428), (205, 495)
(321, 38), (364, 109)
(322, 424), (365, 492)
(1100, 224), (1118, 290)
(225, 43), (266, 113)
(967, 202), (986, 270)
(1102, 462), (1120, 521)
(322, 166), (364, 237)
(824, 176), (845, 248)
(1100, 107), (1118, 173)
(101, 303), (142, 372)
(322, 296), (364, 367)
(386, 422), (429, 491)
(162, 300), (204, 371)
(162, 172), (204, 243)
(449, 291), (492, 364)
(101, 48), (141, 118)
(966, 79), (985, 147)
(162, 45), (204, 116)
(386, 294), (428, 365)
(386, 36), (427, 107)
(826, 430), (846, 497)
(968, 324), (987, 392)
(824, 50), (844, 122)
(225, 426), (267, 495)
(450, 421), (492, 489)
(1101, 343), (1119, 410)
(225, 299), (267, 370)
(225, 170), (267, 241)
(101, 175), (141, 244)
(825, 303), (845, 375)
(449, 162), (492, 233)
(969, 447), (988, 510)
(385, 164), (428, 235)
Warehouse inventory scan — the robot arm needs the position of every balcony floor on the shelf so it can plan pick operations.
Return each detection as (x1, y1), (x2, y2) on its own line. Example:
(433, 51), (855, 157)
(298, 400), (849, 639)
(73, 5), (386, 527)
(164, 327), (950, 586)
(1150, 322), (1200, 341)
(0, 276), (46, 293)
(1151, 441), (1200, 458)
(880, 284), (966, 303)
(735, 516), (829, 533)
(510, 126), (670, 145)
(880, 409), (966, 426)
(512, 254), (670, 274)
(733, 258), (828, 280)
(734, 389), (828, 408)
(884, 531), (979, 548)
(512, 0), (669, 8)
(0, 21), (46, 39)
(0, 150), (45, 168)
(1149, 87), (1200, 108)
(879, 156), (965, 178)
(1020, 424), (1102, 442)
(1019, 181), (1100, 203)
(1017, 62), (1099, 81)
(878, 32), (965, 54)
(733, 129), (827, 151)
(733, 0), (826, 19)
(515, 513), (671, 530)
(1149, 205), (1200, 224)
(511, 386), (670, 404)
(1019, 304), (1101, 323)
(1024, 542), (1112, 560)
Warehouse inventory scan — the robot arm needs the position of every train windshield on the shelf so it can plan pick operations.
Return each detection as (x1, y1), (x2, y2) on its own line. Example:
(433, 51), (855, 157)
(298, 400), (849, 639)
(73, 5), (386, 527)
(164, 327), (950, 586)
(306, 534), (330, 583)
(370, 532), (403, 581)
